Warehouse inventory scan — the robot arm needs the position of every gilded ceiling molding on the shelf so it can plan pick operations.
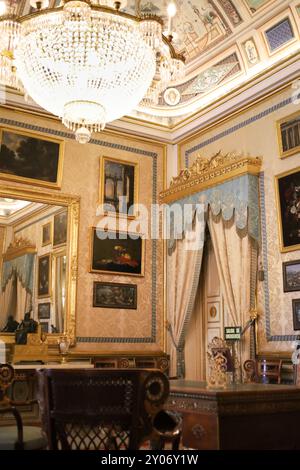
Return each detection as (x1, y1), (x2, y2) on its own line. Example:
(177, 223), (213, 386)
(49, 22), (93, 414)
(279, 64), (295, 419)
(3, 237), (36, 261)
(160, 151), (262, 203)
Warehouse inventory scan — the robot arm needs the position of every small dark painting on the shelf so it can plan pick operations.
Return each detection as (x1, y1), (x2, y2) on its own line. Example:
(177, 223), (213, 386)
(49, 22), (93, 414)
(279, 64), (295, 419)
(53, 210), (68, 247)
(276, 169), (300, 252)
(278, 112), (300, 158)
(42, 222), (52, 246)
(91, 228), (144, 276)
(93, 282), (137, 309)
(101, 157), (136, 216)
(38, 303), (51, 320)
(40, 321), (49, 334)
(283, 260), (300, 292)
(0, 128), (62, 188)
(293, 299), (300, 330)
(38, 254), (51, 298)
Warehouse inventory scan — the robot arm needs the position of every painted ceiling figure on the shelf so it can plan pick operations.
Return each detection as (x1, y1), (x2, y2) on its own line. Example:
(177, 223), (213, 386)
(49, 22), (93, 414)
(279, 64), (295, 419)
(188, 1), (215, 25)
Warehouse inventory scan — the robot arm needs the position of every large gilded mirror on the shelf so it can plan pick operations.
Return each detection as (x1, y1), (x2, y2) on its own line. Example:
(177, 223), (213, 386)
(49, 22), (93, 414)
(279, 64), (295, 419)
(0, 183), (79, 346)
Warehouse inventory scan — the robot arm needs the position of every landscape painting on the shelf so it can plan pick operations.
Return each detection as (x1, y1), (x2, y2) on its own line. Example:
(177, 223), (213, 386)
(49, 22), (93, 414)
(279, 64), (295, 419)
(0, 128), (63, 188)
(283, 260), (300, 292)
(93, 282), (137, 309)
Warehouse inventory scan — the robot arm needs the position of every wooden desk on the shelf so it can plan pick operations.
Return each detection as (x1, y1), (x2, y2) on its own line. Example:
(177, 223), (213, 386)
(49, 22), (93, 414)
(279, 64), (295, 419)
(1, 362), (94, 426)
(167, 380), (300, 450)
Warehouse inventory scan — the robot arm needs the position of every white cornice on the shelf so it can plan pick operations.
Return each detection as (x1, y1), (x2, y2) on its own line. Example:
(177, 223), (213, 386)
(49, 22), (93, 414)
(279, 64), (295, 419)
(1, 52), (300, 144)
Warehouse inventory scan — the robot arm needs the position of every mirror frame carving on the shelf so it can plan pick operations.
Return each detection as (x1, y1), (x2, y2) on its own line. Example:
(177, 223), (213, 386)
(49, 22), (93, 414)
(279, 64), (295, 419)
(0, 182), (80, 346)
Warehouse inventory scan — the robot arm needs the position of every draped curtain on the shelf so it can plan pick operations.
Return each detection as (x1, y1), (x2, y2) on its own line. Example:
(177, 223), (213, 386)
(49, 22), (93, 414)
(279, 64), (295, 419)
(16, 278), (32, 324)
(0, 277), (15, 330)
(166, 173), (260, 378)
(167, 215), (205, 378)
(208, 213), (252, 365)
(1, 253), (35, 294)
(1, 253), (35, 325)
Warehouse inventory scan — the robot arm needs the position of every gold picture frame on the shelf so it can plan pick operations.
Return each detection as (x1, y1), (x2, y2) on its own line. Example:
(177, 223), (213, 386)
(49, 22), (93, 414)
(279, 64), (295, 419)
(99, 156), (138, 218)
(0, 182), (79, 346)
(42, 222), (52, 247)
(0, 126), (64, 189)
(275, 167), (300, 253)
(90, 227), (145, 277)
(277, 111), (300, 159)
(37, 253), (52, 298)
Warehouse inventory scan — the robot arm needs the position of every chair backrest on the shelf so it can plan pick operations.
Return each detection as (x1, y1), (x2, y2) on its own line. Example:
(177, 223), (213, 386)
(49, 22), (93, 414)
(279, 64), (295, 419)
(0, 363), (15, 405)
(244, 359), (282, 384)
(37, 368), (169, 450)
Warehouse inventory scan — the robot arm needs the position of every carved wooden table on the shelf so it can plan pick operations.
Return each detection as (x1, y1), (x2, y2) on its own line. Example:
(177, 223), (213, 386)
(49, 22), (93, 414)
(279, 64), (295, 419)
(167, 380), (300, 450)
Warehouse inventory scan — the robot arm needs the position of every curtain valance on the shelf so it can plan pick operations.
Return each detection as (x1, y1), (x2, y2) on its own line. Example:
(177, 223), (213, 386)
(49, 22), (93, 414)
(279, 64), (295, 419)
(166, 173), (259, 250)
(2, 253), (36, 294)
(1, 238), (36, 294)
(160, 153), (262, 250)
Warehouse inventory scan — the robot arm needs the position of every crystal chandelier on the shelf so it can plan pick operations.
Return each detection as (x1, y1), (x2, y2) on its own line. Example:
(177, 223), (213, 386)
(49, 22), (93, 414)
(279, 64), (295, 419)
(0, 0), (185, 143)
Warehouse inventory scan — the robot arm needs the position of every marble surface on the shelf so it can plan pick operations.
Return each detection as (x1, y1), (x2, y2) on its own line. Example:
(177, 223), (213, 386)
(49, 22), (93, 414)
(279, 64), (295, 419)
(13, 362), (94, 370)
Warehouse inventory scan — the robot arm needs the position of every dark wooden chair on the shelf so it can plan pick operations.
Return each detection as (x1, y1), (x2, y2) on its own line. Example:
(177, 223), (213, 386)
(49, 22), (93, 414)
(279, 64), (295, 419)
(37, 368), (180, 450)
(0, 363), (47, 450)
(244, 359), (282, 384)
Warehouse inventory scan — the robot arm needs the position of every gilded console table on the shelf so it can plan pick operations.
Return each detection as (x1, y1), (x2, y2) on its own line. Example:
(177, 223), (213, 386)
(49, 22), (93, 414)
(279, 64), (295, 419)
(167, 380), (300, 450)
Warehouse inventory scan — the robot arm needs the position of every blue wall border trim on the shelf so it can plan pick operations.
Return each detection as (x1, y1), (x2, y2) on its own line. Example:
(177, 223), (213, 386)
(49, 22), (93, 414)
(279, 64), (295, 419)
(0, 117), (158, 344)
(259, 172), (300, 342)
(184, 97), (292, 168)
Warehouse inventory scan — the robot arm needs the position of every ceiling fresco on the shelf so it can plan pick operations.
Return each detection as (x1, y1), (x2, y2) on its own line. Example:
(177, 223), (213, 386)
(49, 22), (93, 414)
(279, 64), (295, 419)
(6, 0), (300, 125)
(243, 0), (272, 14)
(131, 0), (300, 120)
(126, 0), (233, 63)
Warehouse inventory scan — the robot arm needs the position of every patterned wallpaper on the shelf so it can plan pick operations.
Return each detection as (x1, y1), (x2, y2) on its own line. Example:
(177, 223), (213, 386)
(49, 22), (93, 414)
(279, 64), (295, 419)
(180, 84), (300, 354)
(0, 107), (165, 353)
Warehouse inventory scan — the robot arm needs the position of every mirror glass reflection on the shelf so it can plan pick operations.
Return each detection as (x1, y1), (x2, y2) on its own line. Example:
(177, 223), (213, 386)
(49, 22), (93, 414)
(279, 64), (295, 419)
(0, 197), (68, 336)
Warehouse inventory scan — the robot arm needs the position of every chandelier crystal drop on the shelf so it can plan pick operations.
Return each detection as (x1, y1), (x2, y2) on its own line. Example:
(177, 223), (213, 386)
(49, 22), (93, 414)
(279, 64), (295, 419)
(0, 0), (185, 143)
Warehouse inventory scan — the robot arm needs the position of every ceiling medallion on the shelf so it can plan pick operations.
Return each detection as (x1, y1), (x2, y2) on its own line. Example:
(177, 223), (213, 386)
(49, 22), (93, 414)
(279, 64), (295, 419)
(0, 0), (185, 143)
(163, 87), (181, 106)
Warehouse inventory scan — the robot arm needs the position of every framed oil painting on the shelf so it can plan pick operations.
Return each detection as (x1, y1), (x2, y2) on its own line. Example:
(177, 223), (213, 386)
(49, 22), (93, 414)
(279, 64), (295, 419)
(277, 112), (300, 158)
(40, 321), (49, 334)
(90, 228), (144, 276)
(37, 254), (51, 298)
(42, 222), (52, 247)
(293, 299), (300, 330)
(0, 127), (64, 189)
(38, 302), (51, 319)
(275, 168), (300, 252)
(100, 156), (138, 217)
(93, 282), (137, 309)
(53, 210), (68, 247)
(283, 260), (300, 293)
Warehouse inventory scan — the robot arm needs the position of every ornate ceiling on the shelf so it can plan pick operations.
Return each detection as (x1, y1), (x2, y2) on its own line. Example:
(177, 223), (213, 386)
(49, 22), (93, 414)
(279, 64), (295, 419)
(127, 0), (300, 122)
(4, 0), (300, 127)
